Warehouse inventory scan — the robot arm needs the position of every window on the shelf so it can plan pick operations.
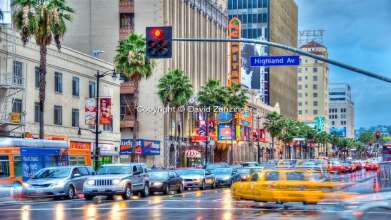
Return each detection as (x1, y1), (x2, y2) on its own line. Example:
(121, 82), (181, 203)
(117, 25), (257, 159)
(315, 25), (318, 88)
(313, 76), (318, 81)
(298, 68), (302, 73)
(79, 167), (90, 175)
(34, 102), (40, 123)
(304, 76), (308, 80)
(313, 110), (318, 115)
(313, 93), (318, 98)
(305, 67), (308, 71)
(72, 108), (79, 127)
(54, 105), (62, 125)
(287, 172), (305, 181)
(341, 114), (346, 119)
(313, 67), (318, 73)
(298, 102), (302, 106)
(298, 110), (302, 115)
(313, 84), (318, 89)
(341, 121), (346, 126)
(265, 172), (279, 181)
(305, 93), (308, 97)
(298, 76), (302, 81)
(12, 99), (22, 113)
(298, 93), (302, 98)
(13, 61), (23, 85)
(341, 108), (346, 113)
(331, 121), (335, 126)
(35, 67), (40, 88)
(305, 84), (308, 88)
(55, 72), (63, 93)
(313, 101), (318, 106)
(72, 77), (80, 96)
(89, 81), (96, 98)
(0, 156), (10, 178)
(298, 85), (302, 90)
(69, 156), (85, 166)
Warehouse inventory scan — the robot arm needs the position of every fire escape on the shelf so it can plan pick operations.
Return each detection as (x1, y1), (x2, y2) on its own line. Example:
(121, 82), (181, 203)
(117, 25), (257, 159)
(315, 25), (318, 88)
(119, 0), (134, 40)
(120, 80), (138, 132)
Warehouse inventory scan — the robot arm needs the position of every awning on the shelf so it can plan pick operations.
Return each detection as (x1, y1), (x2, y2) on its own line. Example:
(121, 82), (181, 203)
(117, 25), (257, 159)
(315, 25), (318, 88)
(185, 150), (201, 158)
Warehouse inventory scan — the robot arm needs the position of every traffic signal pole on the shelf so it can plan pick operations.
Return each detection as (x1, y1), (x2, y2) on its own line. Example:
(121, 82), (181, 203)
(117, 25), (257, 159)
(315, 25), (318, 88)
(172, 38), (391, 84)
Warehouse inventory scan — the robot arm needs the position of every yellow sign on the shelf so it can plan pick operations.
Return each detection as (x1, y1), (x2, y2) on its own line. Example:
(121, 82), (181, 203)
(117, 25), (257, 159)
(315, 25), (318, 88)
(228, 17), (241, 86)
(9, 112), (20, 124)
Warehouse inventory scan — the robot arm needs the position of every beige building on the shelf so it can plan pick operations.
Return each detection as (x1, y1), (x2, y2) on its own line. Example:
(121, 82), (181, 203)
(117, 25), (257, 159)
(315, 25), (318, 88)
(269, 0), (298, 119)
(297, 41), (329, 129)
(0, 28), (121, 162)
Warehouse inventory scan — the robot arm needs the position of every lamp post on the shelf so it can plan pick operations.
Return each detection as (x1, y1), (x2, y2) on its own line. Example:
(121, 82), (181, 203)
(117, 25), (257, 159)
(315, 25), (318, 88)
(256, 114), (261, 163)
(93, 69), (118, 170)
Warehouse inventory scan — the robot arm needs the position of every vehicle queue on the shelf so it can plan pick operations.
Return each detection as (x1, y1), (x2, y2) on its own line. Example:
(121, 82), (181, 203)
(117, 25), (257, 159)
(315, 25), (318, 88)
(17, 158), (381, 204)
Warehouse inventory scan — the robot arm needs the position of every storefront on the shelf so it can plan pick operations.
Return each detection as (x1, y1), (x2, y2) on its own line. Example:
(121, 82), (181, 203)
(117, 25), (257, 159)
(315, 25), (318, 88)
(67, 141), (92, 166)
(119, 139), (160, 165)
(184, 149), (202, 168)
(98, 143), (119, 165)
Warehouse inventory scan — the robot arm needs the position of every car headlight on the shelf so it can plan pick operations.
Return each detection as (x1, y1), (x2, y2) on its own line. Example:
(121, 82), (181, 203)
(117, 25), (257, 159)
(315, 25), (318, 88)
(152, 181), (163, 186)
(112, 179), (121, 185)
(223, 176), (230, 181)
(22, 182), (30, 187)
(54, 180), (66, 186)
(86, 180), (95, 186)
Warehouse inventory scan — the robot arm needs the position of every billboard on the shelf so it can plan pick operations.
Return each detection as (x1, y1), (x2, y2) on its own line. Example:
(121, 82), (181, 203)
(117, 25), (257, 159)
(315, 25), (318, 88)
(228, 17), (241, 86)
(99, 97), (112, 125)
(120, 139), (160, 156)
(329, 127), (347, 137)
(218, 124), (234, 141)
(85, 98), (96, 125)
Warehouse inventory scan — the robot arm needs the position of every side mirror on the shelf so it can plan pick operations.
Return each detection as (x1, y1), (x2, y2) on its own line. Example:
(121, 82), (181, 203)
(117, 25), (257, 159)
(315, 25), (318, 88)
(73, 173), (81, 178)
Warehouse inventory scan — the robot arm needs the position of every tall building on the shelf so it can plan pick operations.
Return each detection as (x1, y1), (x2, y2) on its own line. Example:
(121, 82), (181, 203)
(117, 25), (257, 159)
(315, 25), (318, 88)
(0, 28), (121, 162)
(329, 83), (355, 138)
(297, 40), (329, 130)
(227, 0), (298, 118)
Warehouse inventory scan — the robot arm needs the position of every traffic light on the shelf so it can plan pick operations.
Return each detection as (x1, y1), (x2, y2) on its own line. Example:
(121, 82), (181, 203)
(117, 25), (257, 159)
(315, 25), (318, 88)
(146, 26), (172, 59)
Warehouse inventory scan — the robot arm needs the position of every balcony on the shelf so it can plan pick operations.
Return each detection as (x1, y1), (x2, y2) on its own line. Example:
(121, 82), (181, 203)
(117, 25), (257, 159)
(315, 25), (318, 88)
(119, 27), (134, 40)
(119, 0), (134, 13)
(120, 115), (137, 128)
(120, 81), (136, 94)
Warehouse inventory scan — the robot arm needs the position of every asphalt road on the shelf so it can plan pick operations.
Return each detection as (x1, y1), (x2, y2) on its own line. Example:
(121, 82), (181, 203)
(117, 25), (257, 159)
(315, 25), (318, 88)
(0, 170), (388, 220)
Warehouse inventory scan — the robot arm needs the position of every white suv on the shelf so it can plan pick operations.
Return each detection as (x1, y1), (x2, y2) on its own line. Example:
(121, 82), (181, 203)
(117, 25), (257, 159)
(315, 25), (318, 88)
(83, 163), (149, 200)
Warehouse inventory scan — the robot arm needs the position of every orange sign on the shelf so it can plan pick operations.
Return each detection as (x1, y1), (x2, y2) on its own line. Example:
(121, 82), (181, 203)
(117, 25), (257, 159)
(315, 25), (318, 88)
(70, 141), (91, 151)
(9, 112), (21, 124)
(228, 17), (241, 86)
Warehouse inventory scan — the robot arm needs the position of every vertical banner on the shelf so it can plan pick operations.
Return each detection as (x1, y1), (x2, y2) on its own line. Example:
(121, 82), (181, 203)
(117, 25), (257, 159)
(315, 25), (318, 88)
(99, 97), (112, 125)
(228, 17), (241, 86)
(85, 98), (96, 125)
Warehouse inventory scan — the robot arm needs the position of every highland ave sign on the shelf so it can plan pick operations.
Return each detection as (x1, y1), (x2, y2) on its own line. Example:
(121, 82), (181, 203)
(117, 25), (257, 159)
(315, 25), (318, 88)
(250, 55), (300, 67)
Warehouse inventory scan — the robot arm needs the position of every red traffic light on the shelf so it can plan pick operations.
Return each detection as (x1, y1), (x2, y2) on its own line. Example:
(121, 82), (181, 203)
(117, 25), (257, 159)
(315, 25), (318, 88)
(149, 28), (164, 39)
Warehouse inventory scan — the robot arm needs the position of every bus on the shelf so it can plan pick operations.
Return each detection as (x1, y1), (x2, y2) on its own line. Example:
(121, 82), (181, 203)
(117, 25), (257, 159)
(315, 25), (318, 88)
(0, 138), (91, 185)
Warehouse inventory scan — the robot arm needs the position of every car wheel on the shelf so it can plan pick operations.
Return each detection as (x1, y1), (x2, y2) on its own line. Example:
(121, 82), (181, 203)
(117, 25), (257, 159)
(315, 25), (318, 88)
(164, 184), (170, 195)
(141, 184), (150, 197)
(67, 186), (75, 200)
(201, 180), (206, 190)
(122, 185), (132, 200)
(212, 181), (216, 189)
(107, 195), (114, 200)
(177, 184), (184, 193)
(84, 195), (94, 201)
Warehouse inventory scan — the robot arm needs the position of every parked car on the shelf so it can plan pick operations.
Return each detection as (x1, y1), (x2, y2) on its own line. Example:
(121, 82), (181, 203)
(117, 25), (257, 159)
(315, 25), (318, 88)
(342, 161), (354, 173)
(176, 169), (216, 190)
(205, 163), (230, 170)
(23, 166), (95, 200)
(149, 170), (183, 194)
(83, 163), (150, 200)
(240, 162), (259, 168)
(232, 168), (252, 182)
(328, 160), (345, 173)
(276, 159), (297, 168)
(365, 160), (379, 171)
(210, 168), (235, 187)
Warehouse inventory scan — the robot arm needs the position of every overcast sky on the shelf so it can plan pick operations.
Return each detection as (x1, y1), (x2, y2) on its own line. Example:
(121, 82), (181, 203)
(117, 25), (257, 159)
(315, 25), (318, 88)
(295, 0), (391, 129)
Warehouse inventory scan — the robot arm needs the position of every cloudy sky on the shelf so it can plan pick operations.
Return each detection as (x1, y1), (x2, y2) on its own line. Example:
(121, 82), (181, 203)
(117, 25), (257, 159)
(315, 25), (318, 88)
(295, 0), (391, 129)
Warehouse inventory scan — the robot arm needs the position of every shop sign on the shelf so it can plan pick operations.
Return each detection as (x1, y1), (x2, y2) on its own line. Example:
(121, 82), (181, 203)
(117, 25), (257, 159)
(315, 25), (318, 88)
(239, 111), (252, 127)
(217, 112), (232, 123)
(253, 129), (266, 142)
(228, 17), (241, 86)
(9, 112), (21, 123)
(70, 141), (91, 151)
(218, 124), (235, 140)
(99, 143), (118, 155)
(119, 139), (160, 156)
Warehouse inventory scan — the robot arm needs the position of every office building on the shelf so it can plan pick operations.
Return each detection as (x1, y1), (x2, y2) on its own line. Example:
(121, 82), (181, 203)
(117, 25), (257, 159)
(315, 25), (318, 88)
(297, 40), (329, 131)
(227, 0), (298, 118)
(329, 83), (355, 138)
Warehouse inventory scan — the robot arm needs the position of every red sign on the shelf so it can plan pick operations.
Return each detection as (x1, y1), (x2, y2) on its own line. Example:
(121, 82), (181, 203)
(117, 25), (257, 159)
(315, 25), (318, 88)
(70, 141), (91, 151)
(135, 146), (142, 155)
(252, 129), (266, 142)
(99, 97), (112, 125)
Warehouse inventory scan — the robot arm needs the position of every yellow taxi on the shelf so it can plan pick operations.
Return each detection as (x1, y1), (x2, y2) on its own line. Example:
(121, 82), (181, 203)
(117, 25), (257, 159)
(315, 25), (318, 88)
(231, 169), (351, 204)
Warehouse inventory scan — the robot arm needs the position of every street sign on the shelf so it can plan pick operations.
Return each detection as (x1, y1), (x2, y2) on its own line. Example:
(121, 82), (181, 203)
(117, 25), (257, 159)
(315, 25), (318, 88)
(250, 55), (300, 67)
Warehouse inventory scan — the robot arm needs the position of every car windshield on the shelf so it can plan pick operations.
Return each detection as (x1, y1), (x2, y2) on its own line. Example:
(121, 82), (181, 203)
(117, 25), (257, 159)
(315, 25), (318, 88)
(206, 163), (228, 169)
(150, 171), (168, 179)
(241, 163), (257, 167)
(32, 167), (71, 179)
(237, 168), (250, 174)
(97, 166), (132, 175)
(176, 169), (204, 176)
(211, 168), (232, 174)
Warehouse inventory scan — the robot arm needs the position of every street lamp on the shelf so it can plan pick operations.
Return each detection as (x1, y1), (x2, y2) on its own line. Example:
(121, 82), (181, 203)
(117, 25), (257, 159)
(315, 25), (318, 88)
(93, 69), (118, 170)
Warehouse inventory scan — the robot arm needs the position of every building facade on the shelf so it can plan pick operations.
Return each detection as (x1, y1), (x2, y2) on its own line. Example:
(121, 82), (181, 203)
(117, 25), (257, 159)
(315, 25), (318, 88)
(297, 41), (329, 131)
(227, 0), (298, 118)
(0, 28), (121, 163)
(329, 83), (355, 138)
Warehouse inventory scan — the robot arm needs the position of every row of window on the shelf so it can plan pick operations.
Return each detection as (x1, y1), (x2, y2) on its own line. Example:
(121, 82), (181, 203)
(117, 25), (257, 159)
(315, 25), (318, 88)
(298, 101), (318, 106)
(298, 109), (318, 115)
(297, 91), (319, 98)
(228, 0), (269, 10)
(35, 68), (96, 98)
(298, 67), (318, 73)
(329, 114), (347, 120)
(298, 76), (318, 83)
(330, 121), (347, 126)
(329, 108), (347, 113)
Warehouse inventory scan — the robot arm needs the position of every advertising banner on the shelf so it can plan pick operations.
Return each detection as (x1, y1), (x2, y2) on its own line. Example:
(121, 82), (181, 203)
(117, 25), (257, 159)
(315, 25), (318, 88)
(120, 139), (160, 156)
(85, 98), (96, 125)
(99, 97), (112, 125)
(218, 124), (234, 141)
(217, 112), (232, 123)
(228, 17), (241, 86)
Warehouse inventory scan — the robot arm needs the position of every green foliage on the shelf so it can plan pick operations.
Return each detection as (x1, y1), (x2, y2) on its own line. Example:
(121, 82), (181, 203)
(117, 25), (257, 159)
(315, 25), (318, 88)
(225, 83), (248, 109)
(264, 112), (285, 140)
(197, 80), (228, 108)
(358, 131), (375, 145)
(115, 33), (154, 81)
(12, 0), (74, 49)
(158, 69), (193, 108)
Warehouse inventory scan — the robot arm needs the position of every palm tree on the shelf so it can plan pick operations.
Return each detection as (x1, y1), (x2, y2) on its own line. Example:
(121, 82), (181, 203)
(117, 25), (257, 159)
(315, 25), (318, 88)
(158, 69), (193, 167)
(198, 80), (227, 164)
(264, 112), (285, 160)
(12, 0), (73, 138)
(225, 83), (248, 163)
(115, 33), (154, 159)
